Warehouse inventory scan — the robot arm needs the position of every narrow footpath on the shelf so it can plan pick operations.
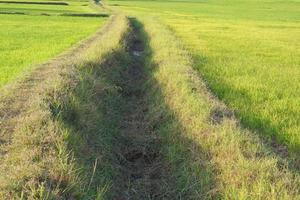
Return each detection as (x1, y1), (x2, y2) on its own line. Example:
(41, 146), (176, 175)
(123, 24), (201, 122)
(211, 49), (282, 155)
(114, 20), (168, 199)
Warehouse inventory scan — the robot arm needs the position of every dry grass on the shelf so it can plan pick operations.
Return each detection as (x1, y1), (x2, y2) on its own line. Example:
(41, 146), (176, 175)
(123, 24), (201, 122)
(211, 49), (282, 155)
(137, 16), (300, 199)
(108, 0), (300, 157)
(0, 14), (129, 199)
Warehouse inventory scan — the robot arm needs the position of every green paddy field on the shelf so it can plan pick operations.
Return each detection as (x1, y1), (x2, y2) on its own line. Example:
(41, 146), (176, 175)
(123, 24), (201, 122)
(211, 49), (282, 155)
(108, 0), (300, 152)
(0, 0), (300, 199)
(0, 0), (105, 87)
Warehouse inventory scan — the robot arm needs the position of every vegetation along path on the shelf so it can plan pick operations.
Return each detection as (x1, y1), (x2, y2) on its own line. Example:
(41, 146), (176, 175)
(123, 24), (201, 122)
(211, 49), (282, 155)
(0, 15), (129, 198)
(0, 16), (110, 162)
(1, 5), (300, 199)
(113, 19), (168, 199)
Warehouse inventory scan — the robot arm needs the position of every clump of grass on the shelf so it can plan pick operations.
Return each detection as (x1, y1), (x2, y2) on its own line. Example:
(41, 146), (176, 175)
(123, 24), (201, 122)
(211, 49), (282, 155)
(0, 14), (129, 199)
(138, 16), (300, 199)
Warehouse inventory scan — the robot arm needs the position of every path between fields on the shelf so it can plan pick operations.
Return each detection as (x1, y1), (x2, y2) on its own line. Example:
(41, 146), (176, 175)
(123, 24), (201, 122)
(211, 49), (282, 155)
(0, 17), (170, 198)
(113, 21), (169, 199)
(0, 18), (114, 161)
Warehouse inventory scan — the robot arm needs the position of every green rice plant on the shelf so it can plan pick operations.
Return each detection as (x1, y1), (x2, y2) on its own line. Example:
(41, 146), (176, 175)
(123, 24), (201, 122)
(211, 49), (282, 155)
(108, 0), (300, 157)
(0, 1), (100, 15)
(135, 15), (300, 199)
(0, 14), (105, 87)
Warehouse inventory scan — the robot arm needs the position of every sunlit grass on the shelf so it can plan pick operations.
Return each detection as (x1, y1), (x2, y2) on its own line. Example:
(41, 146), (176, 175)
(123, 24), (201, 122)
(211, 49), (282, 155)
(0, 1), (98, 14)
(165, 17), (300, 150)
(0, 15), (129, 199)
(136, 15), (300, 199)
(0, 14), (105, 87)
(109, 0), (300, 152)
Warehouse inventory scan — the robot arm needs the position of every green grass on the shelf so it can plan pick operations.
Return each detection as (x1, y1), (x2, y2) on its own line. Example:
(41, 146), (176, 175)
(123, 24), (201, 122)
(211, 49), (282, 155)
(0, 2), (98, 15)
(0, 0), (108, 88)
(132, 15), (300, 199)
(109, 0), (300, 153)
(1, 0), (300, 198)
(0, 14), (129, 199)
(0, 14), (105, 87)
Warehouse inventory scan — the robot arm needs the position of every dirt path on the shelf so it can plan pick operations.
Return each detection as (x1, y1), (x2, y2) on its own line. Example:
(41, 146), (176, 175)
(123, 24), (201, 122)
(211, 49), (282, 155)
(114, 21), (168, 199)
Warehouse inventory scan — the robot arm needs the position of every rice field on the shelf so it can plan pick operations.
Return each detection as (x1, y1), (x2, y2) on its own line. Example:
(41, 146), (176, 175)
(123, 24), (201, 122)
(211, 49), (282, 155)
(0, 0), (99, 15)
(1, 0), (300, 198)
(0, 0), (106, 87)
(108, 0), (300, 153)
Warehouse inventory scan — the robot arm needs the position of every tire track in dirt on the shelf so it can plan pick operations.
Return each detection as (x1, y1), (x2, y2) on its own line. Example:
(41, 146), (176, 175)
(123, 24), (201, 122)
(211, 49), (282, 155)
(114, 20), (169, 199)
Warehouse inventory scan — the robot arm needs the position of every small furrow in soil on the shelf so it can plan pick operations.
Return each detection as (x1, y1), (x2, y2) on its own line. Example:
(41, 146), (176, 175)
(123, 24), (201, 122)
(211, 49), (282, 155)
(114, 21), (167, 200)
